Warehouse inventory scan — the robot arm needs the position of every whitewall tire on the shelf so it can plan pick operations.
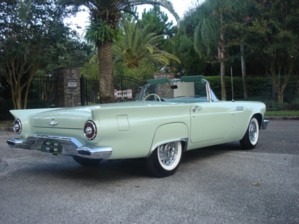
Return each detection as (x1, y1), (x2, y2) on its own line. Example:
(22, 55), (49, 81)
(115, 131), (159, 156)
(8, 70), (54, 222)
(147, 141), (182, 177)
(240, 117), (260, 149)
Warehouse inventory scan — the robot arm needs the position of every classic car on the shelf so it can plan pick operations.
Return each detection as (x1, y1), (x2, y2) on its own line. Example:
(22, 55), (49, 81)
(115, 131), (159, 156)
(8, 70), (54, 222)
(7, 76), (268, 177)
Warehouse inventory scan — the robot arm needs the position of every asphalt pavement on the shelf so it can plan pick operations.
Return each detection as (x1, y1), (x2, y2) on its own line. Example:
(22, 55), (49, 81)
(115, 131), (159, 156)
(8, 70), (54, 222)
(0, 120), (298, 224)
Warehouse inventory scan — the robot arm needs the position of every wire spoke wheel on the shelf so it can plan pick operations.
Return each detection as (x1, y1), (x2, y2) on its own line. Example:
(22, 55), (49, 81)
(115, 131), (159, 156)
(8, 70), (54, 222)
(157, 142), (181, 171)
(240, 117), (260, 149)
(248, 119), (259, 145)
(147, 141), (182, 177)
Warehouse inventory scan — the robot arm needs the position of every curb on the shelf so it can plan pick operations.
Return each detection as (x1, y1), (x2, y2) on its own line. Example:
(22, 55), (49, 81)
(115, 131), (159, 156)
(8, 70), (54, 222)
(265, 116), (299, 120)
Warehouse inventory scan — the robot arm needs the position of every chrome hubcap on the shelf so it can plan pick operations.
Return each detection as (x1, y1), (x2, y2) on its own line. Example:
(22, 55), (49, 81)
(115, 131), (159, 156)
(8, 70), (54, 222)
(249, 120), (258, 144)
(158, 142), (178, 167)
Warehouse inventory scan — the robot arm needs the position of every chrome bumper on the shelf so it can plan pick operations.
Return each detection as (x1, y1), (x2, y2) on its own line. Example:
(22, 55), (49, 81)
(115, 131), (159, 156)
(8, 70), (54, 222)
(261, 119), (269, 130)
(7, 134), (112, 160)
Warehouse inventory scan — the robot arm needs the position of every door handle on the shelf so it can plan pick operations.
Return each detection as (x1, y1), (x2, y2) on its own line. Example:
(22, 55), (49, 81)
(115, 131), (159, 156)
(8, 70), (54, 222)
(192, 106), (202, 112)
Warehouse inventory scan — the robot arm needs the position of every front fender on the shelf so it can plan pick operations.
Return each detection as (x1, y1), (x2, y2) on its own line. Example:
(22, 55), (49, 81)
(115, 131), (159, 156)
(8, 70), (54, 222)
(149, 122), (189, 156)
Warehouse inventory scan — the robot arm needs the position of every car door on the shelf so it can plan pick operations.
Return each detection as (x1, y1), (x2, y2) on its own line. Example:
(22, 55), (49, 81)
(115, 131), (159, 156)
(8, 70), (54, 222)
(190, 101), (233, 143)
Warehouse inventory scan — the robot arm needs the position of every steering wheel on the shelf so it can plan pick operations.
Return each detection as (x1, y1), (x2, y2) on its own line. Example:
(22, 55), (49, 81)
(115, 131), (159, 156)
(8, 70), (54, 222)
(143, 93), (162, 102)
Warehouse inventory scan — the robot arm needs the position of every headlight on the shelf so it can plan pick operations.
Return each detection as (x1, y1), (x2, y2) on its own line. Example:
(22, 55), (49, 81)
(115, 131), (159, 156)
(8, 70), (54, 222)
(84, 120), (97, 140)
(13, 119), (22, 134)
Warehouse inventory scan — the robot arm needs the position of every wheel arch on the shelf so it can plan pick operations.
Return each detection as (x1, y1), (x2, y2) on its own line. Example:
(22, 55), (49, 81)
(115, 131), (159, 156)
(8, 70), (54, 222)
(148, 122), (189, 157)
(252, 113), (263, 129)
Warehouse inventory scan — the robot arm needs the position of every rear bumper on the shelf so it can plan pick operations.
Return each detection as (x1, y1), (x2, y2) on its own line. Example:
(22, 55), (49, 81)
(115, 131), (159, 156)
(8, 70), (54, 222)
(7, 134), (112, 160)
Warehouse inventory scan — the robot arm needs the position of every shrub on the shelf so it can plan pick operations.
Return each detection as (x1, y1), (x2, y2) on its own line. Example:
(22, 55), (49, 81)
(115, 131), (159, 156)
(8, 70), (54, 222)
(204, 76), (298, 105)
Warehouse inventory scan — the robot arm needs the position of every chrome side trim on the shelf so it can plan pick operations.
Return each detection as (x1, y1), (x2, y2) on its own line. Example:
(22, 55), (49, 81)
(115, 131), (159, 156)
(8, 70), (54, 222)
(7, 135), (112, 160)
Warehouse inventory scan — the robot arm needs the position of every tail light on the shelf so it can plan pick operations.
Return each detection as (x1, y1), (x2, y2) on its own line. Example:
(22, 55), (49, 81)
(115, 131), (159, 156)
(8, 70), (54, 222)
(84, 120), (97, 140)
(13, 119), (22, 134)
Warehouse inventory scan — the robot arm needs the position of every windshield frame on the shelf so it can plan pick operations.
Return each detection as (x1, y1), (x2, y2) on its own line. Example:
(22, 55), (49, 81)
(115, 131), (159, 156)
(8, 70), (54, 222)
(137, 76), (219, 103)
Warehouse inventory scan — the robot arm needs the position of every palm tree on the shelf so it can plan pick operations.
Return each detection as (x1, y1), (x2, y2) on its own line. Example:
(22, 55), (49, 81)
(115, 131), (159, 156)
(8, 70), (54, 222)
(114, 21), (180, 69)
(60, 0), (179, 102)
(194, 0), (235, 100)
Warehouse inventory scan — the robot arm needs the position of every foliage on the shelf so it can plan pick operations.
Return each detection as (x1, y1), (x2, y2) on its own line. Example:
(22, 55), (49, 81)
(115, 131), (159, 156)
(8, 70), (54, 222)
(265, 110), (299, 117)
(113, 20), (180, 69)
(247, 0), (299, 103)
(0, 0), (91, 109)
(187, 0), (299, 103)
(86, 19), (118, 46)
(193, 0), (238, 100)
(139, 5), (176, 37)
(0, 0), (60, 109)
(205, 75), (298, 107)
(117, 58), (157, 80)
(59, 0), (180, 101)
(172, 31), (206, 75)
(81, 63), (99, 79)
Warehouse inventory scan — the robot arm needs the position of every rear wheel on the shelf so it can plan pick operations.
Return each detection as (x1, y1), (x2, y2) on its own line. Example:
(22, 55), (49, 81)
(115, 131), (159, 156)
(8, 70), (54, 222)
(240, 117), (260, 149)
(146, 141), (182, 178)
(72, 156), (102, 167)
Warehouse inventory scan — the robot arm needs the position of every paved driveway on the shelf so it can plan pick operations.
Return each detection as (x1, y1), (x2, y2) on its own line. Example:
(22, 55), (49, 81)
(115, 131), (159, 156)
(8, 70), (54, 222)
(0, 120), (298, 224)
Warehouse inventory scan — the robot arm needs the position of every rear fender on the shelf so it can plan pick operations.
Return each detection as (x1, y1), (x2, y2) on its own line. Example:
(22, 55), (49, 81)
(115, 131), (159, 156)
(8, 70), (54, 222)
(10, 108), (59, 137)
(149, 123), (189, 156)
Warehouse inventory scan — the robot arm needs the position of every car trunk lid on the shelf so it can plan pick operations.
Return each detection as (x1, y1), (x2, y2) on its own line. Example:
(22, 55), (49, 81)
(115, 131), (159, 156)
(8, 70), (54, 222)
(32, 107), (92, 129)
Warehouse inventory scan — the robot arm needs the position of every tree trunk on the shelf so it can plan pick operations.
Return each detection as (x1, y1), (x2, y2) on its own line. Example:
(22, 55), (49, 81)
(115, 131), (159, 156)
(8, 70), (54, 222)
(240, 44), (248, 99)
(220, 61), (226, 101)
(98, 41), (114, 102)
(269, 63), (292, 104)
(276, 91), (284, 103)
(218, 12), (226, 101)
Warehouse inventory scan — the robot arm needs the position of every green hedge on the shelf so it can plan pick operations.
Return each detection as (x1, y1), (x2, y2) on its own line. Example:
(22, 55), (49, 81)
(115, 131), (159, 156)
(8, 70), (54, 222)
(205, 76), (299, 110)
(1, 76), (298, 121)
(205, 76), (298, 102)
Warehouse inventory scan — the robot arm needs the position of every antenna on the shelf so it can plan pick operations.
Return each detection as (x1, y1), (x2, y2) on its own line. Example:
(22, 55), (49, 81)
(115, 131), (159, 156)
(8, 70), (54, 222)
(230, 66), (234, 102)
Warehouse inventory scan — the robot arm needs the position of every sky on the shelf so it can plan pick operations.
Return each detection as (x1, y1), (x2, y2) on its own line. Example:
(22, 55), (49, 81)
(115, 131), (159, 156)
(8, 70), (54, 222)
(137, 0), (204, 21)
(65, 0), (205, 38)
(169, 0), (204, 17)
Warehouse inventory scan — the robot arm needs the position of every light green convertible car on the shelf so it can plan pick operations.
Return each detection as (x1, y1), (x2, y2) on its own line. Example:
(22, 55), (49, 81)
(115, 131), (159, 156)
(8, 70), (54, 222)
(7, 76), (268, 177)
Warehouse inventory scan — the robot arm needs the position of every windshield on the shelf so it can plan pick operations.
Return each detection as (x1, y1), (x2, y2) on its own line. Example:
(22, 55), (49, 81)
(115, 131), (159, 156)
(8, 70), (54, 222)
(137, 77), (219, 103)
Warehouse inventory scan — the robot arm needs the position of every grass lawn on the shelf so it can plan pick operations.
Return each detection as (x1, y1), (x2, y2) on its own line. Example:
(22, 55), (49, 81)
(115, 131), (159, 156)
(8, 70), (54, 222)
(265, 110), (299, 117)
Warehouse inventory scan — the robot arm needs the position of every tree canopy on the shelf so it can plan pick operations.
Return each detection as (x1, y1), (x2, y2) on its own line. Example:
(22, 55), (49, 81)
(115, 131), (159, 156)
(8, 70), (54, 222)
(188, 0), (299, 102)
(0, 0), (91, 109)
(248, 0), (299, 103)
(1, 0), (298, 109)
(59, 0), (180, 101)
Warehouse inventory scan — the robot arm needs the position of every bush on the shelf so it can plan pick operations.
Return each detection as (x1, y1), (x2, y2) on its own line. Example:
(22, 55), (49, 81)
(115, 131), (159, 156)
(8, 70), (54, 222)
(204, 76), (298, 105)
(0, 99), (13, 120)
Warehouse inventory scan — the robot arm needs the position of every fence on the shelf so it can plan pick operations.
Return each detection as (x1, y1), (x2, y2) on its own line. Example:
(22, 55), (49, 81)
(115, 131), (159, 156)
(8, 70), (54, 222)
(113, 75), (145, 101)
(28, 76), (59, 108)
(80, 75), (145, 105)
(80, 77), (100, 105)
(28, 75), (145, 107)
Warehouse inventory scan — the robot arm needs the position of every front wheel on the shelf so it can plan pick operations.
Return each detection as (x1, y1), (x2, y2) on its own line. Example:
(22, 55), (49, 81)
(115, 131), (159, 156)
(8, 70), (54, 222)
(240, 117), (260, 149)
(146, 141), (182, 178)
